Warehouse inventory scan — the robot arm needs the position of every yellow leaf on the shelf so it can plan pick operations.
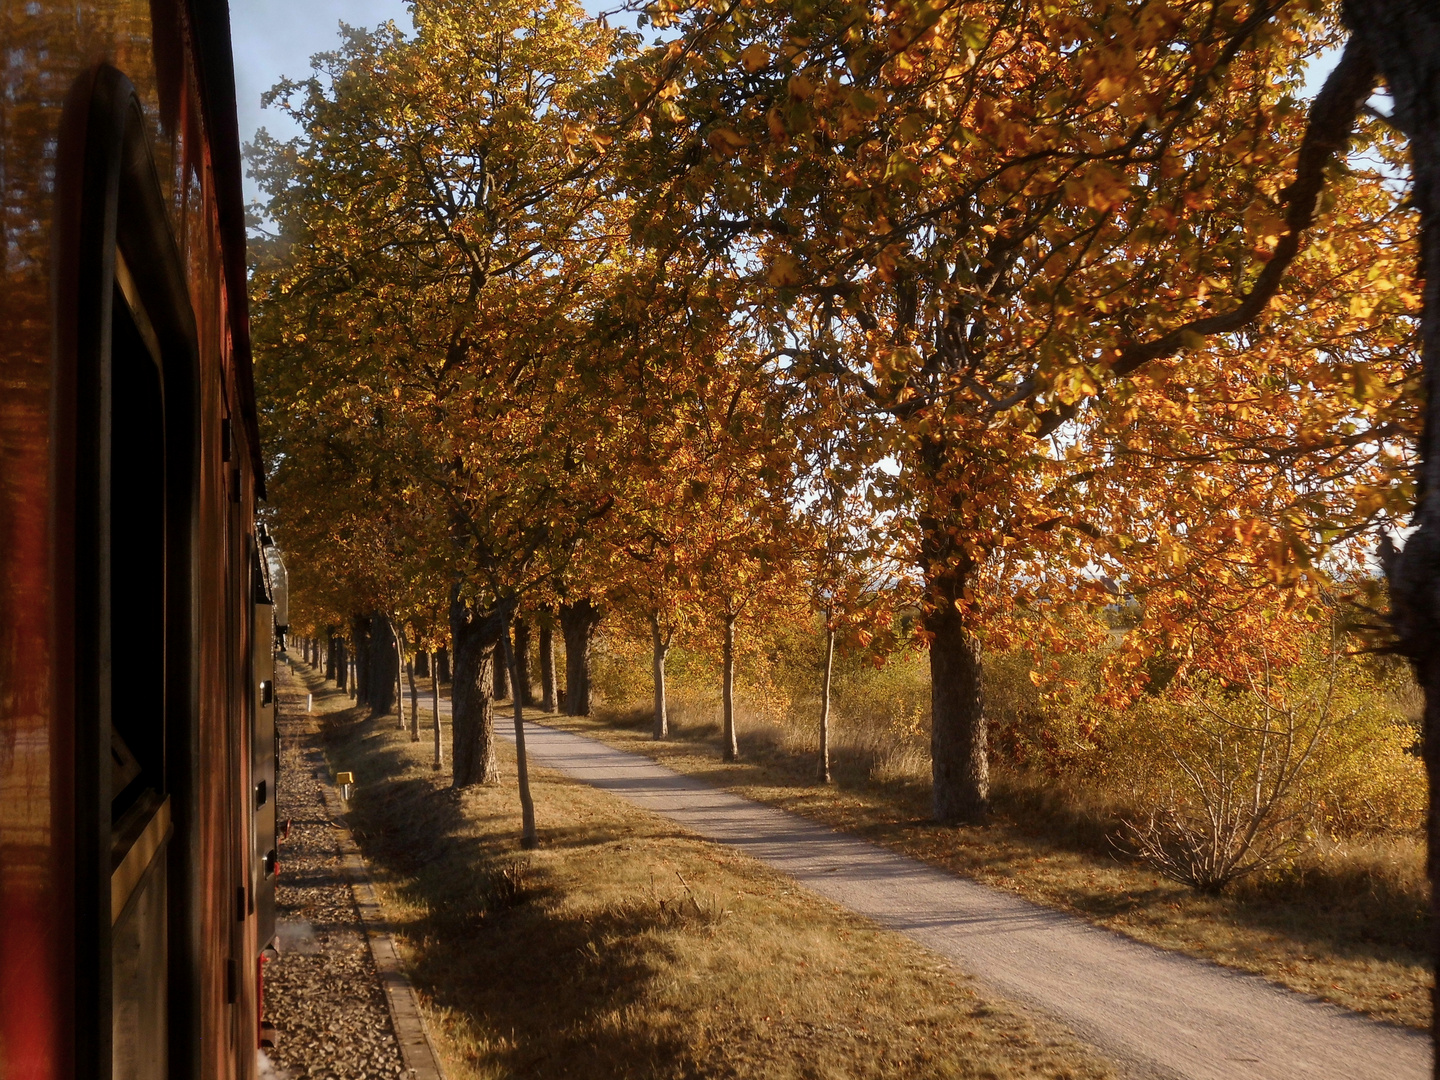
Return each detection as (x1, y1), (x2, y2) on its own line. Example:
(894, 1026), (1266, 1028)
(767, 108), (788, 141)
(848, 88), (882, 117)
(739, 43), (770, 73)
(768, 252), (805, 287)
(706, 127), (749, 157)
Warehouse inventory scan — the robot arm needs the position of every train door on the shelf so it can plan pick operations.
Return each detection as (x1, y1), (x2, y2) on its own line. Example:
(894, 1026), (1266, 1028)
(57, 66), (202, 1080)
(252, 563), (277, 962)
(255, 539), (286, 1041)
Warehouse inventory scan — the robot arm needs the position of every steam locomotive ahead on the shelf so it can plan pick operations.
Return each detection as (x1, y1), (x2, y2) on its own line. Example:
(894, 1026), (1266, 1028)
(0, 3), (281, 1078)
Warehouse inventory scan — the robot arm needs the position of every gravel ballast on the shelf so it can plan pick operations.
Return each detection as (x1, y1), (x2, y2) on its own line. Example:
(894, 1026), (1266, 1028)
(263, 673), (407, 1080)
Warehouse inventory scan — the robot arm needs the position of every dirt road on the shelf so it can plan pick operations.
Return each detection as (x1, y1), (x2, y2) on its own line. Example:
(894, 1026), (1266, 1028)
(500, 718), (1427, 1080)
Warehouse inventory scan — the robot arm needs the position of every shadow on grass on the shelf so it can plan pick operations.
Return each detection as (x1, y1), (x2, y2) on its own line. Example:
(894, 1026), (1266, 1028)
(321, 709), (717, 1079)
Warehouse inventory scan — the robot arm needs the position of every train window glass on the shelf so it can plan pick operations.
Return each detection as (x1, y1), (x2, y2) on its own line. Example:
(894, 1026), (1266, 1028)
(108, 255), (171, 1080)
(108, 267), (167, 836)
(60, 67), (201, 1080)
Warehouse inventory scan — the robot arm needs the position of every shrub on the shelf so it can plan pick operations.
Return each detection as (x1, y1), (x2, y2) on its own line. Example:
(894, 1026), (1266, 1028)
(1110, 641), (1422, 893)
(588, 609), (1424, 853)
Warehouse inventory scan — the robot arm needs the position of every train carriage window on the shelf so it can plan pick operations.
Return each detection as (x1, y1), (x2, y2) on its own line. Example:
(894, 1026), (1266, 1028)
(108, 254), (172, 1080)
(109, 258), (168, 829)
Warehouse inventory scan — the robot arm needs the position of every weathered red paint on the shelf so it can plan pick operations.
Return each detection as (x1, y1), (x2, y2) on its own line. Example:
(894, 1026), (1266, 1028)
(0, 4), (266, 1078)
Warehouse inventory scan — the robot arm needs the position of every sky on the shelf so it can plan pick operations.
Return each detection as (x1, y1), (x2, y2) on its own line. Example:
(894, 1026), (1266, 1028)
(231, 0), (415, 205)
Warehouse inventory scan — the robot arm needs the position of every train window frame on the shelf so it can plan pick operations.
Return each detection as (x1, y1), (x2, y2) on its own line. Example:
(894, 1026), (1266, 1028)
(113, 249), (165, 377)
(53, 62), (203, 1080)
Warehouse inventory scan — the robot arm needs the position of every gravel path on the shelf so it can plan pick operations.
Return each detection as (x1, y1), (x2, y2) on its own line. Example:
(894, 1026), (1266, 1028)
(264, 679), (408, 1079)
(496, 717), (1429, 1080)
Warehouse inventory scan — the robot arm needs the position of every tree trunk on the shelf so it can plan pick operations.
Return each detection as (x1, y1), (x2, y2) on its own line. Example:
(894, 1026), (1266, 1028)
(539, 615), (557, 712)
(819, 619), (835, 784)
(513, 616), (535, 706)
(437, 646), (450, 683)
(650, 611), (670, 740)
(326, 631), (337, 681)
(452, 643), (495, 786)
(360, 619), (370, 706)
(389, 618), (407, 732)
(493, 634), (510, 700)
(502, 623), (538, 850)
(560, 599), (601, 716)
(722, 612), (738, 762)
(416, 650), (429, 678)
(432, 667), (443, 771)
(365, 612), (396, 718)
(401, 630), (420, 742)
(353, 615), (373, 707)
(924, 564), (988, 823)
(450, 595), (504, 788)
(335, 639), (346, 691)
(397, 656), (408, 731)
(1333, 10), (1439, 1070)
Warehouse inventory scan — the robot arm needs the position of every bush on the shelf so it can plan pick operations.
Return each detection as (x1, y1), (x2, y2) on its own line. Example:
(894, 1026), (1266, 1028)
(987, 647), (1109, 776)
(1108, 642), (1423, 893)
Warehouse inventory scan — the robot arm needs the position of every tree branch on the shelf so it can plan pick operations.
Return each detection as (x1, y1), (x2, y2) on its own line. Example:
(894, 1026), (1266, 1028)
(1026, 38), (1379, 437)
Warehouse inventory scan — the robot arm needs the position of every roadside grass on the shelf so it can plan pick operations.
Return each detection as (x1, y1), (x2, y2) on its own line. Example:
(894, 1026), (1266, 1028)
(297, 666), (1118, 1080)
(549, 702), (1430, 1031)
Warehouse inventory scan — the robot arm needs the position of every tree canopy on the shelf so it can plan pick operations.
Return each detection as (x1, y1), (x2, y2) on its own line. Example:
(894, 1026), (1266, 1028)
(251, 0), (1424, 907)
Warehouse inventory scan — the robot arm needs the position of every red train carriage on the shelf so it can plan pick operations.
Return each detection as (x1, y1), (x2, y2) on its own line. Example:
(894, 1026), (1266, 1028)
(0, 3), (278, 1078)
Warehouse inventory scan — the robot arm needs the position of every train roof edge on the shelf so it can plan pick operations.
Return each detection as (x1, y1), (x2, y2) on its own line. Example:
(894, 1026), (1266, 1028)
(190, 0), (266, 500)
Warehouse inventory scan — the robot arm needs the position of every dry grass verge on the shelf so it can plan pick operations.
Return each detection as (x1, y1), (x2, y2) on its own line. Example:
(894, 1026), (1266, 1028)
(296, 666), (1117, 1080)
(551, 705), (1429, 1031)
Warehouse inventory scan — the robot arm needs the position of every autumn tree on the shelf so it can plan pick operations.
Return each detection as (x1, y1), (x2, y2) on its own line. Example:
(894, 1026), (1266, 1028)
(594, 298), (799, 738)
(607, 484), (701, 738)
(250, 0), (640, 793)
(682, 359), (802, 761)
(797, 415), (904, 783)
(603, 0), (1414, 826)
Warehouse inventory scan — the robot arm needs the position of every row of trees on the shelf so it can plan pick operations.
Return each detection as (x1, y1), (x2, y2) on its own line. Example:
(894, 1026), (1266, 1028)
(250, 0), (1440, 1043)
